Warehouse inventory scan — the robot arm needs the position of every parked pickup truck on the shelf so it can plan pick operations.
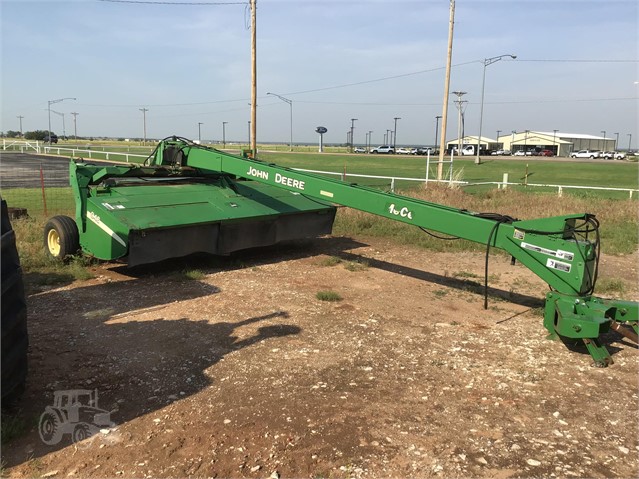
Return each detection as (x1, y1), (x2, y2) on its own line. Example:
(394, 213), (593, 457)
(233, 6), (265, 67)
(570, 150), (600, 159)
(601, 151), (626, 160)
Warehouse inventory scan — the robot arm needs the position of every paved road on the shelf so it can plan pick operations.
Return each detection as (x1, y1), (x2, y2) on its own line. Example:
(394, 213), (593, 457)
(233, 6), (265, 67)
(0, 152), (73, 189)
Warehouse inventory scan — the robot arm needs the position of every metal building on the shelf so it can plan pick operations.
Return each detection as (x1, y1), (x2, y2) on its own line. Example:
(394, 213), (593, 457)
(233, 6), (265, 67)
(497, 131), (617, 156)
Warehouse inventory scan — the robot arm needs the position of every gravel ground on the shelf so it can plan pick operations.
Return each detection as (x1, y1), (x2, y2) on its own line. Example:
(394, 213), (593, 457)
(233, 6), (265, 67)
(3, 236), (638, 478)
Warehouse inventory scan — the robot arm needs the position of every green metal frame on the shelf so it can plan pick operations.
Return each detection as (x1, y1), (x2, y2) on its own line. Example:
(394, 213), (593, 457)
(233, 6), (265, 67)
(68, 137), (637, 365)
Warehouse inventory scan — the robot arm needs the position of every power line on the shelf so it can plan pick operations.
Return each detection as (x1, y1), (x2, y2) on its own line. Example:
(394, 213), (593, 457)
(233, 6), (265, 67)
(282, 60), (479, 96)
(98, 0), (246, 5)
(516, 59), (637, 63)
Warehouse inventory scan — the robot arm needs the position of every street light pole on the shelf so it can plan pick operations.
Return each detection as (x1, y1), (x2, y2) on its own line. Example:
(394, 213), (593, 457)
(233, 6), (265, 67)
(139, 108), (148, 145)
(368, 130), (373, 151)
(553, 129), (558, 155)
(267, 92), (293, 151)
(476, 54), (516, 164)
(614, 132), (619, 150)
(71, 112), (79, 140)
(47, 97), (76, 144)
(628, 133), (632, 151)
(50, 110), (66, 138)
(350, 118), (357, 152)
(222, 121), (228, 148)
(17, 116), (24, 136)
(198, 122), (204, 142)
(601, 130), (606, 150)
(393, 117), (401, 149)
(435, 116), (442, 150)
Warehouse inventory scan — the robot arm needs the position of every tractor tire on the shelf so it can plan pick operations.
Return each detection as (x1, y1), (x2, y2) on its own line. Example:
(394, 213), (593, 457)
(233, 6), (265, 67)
(1, 198), (28, 405)
(43, 215), (79, 261)
(38, 410), (63, 445)
(72, 423), (91, 443)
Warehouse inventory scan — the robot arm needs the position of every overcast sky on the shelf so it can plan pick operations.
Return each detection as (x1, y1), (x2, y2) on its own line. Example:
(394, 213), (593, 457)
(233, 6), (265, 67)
(1, 0), (637, 146)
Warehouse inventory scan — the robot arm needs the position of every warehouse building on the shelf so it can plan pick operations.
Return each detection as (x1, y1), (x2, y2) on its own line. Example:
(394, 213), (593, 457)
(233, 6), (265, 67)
(498, 132), (616, 156)
(447, 132), (617, 156)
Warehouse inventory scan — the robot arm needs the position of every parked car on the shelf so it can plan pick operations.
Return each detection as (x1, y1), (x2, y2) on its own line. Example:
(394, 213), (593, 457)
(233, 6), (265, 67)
(416, 147), (434, 155)
(570, 149), (600, 159)
(43, 134), (58, 144)
(600, 151), (614, 159)
(613, 151), (627, 160)
(370, 145), (395, 154)
(540, 149), (554, 157)
(513, 150), (526, 156)
(353, 147), (366, 153)
(396, 147), (411, 155)
(491, 149), (511, 156)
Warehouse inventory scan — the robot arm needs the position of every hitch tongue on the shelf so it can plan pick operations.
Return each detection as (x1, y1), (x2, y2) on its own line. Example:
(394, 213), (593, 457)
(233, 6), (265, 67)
(610, 320), (639, 343)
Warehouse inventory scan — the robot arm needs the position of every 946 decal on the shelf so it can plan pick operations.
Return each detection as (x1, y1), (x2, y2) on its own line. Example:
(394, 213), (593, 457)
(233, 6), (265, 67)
(388, 203), (413, 220)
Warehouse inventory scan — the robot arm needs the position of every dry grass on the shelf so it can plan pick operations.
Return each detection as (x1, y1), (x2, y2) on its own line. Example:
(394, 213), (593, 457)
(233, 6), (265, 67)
(334, 185), (638, 255)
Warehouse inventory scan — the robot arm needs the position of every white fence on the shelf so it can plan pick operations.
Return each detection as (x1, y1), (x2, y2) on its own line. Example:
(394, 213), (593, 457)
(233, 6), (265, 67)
(41, 146), (147, 164)
(4, 143), (636, 199)
(292, 169), (637, 198)
(1, 139), (42, 152)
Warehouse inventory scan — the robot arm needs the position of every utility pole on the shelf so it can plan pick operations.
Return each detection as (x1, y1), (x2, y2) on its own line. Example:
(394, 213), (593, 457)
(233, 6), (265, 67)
(393, 117), (401, 149)
(368, 130), (373, 151)
(350, 118), (357, 152)
(601, 130), (606, 150)
(614, 132), (619, 150)
(628, 133), (632, 151)
(71, 112), (79, 140)
(139, 108), (148, 145)
(198, 122), (203, 142)
(250, 0), (257, 154)
(386, 129), (391, 145)
(452, 91), (467, 155)
(17, 115), (24, 136)
(223, 121), (228, 148)
(496, 129), (501, 147)
(438, 0), (455, 180)
(435, 116), (441, 149)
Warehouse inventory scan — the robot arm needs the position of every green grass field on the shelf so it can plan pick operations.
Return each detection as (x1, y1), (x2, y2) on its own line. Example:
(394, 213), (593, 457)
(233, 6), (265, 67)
(256, 151), (639, 192)
(22, 140), (639, 198)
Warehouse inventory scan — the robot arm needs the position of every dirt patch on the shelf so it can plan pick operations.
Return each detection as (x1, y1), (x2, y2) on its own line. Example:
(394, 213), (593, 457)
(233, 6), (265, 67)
(3, 236), (638, 478)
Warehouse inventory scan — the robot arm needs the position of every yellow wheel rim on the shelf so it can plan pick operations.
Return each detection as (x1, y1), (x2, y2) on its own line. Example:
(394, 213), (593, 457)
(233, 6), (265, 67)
(47, 229), (61, 257)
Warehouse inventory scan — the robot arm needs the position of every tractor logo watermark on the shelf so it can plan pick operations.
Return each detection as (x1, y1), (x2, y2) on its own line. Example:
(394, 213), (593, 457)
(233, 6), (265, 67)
(38, 389), (115, 448)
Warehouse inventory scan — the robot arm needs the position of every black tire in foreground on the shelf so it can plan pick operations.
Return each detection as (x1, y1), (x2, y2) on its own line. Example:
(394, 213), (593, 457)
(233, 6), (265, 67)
(44, 215), (79, 261)
(1, 198), (28, 405)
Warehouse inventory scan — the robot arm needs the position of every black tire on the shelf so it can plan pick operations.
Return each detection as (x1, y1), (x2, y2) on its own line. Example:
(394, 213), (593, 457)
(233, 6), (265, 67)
(1, 198), (28, 405)
(72, 423), (91, 443)
(43, 215), (79, 261)
(371, 150), (378, 154)
(38, 410), (63, 445)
